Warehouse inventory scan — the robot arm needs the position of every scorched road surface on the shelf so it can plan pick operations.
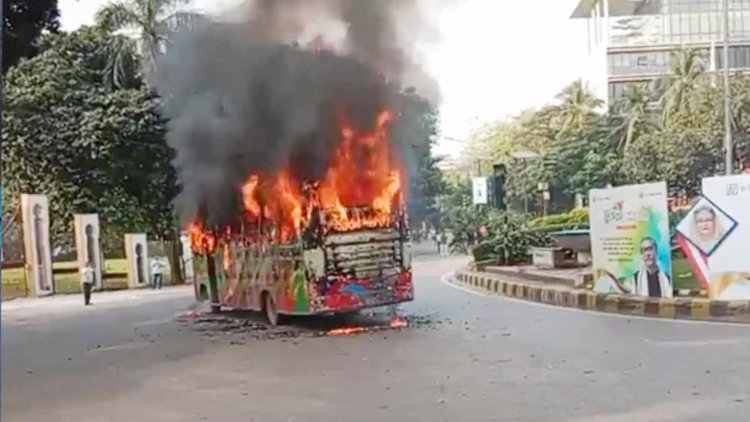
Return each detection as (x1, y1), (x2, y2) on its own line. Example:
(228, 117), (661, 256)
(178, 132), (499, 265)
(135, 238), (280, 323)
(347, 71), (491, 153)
(3, 255), (750, 422)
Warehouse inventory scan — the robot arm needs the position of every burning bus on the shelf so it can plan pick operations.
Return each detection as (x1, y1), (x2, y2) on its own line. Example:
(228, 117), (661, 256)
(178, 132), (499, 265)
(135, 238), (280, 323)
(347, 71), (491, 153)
(189, 111), (414, 325)
(154, 12), (436, 325)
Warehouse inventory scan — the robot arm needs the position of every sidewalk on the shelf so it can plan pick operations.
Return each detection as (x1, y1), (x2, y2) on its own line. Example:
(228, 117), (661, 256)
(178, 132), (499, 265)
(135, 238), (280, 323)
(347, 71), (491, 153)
(454, 267), (750, 324)
(1, 284), (193, 314)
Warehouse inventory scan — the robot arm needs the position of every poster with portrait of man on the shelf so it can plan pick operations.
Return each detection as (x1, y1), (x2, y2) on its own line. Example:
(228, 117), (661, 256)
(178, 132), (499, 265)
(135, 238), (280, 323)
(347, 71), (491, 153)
(589, 182), (673, 298)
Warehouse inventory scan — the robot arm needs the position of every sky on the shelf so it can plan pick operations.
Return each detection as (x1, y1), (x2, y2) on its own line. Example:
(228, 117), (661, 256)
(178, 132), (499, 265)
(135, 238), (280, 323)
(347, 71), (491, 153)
(58, 0), (592, 157)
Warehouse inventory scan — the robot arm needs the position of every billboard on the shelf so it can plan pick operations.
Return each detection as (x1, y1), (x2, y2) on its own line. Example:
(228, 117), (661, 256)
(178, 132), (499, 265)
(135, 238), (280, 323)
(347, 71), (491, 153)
(677, 175), (750, 299)
(472, 177), (488, 205)
(589, 182), (672, 297)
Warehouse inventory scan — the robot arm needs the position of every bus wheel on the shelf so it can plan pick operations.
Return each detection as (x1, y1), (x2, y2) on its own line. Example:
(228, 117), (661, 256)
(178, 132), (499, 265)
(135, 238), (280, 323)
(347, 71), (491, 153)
(263, 293), (286, 326)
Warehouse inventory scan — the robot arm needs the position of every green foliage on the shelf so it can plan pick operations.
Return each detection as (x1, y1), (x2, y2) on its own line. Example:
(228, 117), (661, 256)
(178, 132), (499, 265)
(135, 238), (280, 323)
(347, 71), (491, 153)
(2, 0), (60, 73)
(474, 211), (536, 265)
(2, 28), (177, 242)
(466, 210), (553, 265)
(528, 208), (589, 231)
(464, 48), (750, 214)
(393, 89), (444, 224)
(95, 0), (204, 77)
(471, 241), (496, 262)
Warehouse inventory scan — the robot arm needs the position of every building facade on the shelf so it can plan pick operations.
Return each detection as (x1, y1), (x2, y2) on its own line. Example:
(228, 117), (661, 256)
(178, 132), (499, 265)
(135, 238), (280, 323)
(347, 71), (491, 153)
(572, 0), (750, 104)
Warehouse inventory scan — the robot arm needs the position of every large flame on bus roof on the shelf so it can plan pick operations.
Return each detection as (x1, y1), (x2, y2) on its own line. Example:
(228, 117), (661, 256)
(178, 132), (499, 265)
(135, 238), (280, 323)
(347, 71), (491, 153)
(189, 109), (403, 252)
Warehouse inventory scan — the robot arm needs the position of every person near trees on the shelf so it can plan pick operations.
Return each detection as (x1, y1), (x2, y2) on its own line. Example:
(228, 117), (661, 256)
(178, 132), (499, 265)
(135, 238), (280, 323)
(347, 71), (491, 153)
(80, 261), (95, 306)
(151, 257), (165, 289)
(440, 231), (448, 256)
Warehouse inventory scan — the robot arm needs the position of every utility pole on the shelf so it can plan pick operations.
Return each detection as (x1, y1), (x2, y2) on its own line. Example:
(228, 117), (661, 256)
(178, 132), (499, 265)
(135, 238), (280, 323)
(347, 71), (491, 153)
(723, 0), (733, 175)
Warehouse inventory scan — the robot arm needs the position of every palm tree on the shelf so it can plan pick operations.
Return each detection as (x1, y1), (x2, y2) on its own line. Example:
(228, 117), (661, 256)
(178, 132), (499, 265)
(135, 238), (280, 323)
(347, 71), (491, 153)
(612, 82), (657, 150)
(556, 79), (604, 133)
(659, 48), (707, 127)
(95, 0), (203, 78)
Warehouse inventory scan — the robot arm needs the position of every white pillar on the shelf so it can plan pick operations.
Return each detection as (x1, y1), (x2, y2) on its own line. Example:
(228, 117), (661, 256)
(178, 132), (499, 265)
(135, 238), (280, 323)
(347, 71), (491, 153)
(21, 194), (54, 297)
(125, 234), (149, 288)
(74, 214), (103, 290)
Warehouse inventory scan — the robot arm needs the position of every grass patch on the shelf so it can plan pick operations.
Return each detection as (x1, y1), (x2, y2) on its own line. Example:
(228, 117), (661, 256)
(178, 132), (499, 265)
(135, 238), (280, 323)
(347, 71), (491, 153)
(2, 259), (136, 297)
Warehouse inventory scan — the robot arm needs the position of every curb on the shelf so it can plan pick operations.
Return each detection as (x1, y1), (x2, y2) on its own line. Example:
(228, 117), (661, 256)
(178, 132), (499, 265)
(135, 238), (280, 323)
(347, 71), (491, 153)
(454, 269), (750, 324)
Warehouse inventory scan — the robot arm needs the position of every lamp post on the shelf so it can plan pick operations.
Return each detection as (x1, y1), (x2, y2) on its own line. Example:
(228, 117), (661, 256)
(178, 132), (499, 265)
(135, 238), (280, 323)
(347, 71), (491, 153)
(723, 0), (733, 175)
(510, 150), (543, 214)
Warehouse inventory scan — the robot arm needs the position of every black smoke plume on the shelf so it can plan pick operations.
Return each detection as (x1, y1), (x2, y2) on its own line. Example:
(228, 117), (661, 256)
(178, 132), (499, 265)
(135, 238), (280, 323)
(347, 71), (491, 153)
(155, 0), (439, 227)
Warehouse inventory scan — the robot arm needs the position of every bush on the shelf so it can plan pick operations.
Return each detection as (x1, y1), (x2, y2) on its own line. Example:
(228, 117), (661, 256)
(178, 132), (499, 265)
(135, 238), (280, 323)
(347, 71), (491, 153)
(479, 210), (533, 265)
(471, 241), (496, 262)
(525, 228), (555, 248)
(527, 208), (589, 231)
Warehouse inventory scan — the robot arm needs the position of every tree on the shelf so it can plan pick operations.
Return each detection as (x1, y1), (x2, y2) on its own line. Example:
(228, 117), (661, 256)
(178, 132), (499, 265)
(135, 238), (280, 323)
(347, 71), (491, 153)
(556, 79), (604, 134)
(466, 82), (622, 212)
(2, 28), (177, 243)
(611, 82), (658, 151)
(392, 89), (444, 225)
(624, 73), (750, 192)
(95, 0), (203, 77)
(2, 0), (60, 73)
(659, 48), (707, 127)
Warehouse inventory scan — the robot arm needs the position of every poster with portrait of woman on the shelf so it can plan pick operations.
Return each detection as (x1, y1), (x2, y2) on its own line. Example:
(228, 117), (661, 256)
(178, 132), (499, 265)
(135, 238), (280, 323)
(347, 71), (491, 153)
(675, 196), (736, 257)
(677, 174), (750, 300)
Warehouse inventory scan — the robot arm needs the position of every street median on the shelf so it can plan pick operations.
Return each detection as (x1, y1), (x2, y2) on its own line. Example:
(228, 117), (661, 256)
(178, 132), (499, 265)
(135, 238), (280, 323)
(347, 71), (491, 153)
(453, 268), (750, 324)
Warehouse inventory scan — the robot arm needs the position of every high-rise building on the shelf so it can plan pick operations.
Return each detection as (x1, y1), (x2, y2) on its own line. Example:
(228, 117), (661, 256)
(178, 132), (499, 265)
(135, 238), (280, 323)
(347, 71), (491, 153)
(571, 0), (750, 104)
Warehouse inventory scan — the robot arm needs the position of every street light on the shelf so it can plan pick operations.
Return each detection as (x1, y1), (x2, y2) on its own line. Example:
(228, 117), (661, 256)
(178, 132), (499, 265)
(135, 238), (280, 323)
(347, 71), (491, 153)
(510, 149), (543, 213)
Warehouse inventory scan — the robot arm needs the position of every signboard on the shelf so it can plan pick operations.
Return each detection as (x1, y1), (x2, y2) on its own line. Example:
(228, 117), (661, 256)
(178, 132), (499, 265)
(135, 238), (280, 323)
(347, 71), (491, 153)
(472, 177), (488, 205)
(589, 182), (672, 297)
(677, 174), (750, 299)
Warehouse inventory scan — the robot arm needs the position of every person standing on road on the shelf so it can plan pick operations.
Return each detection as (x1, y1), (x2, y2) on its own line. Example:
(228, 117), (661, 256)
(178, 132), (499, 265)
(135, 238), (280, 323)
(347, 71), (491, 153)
(440, 231), (448, 256)
(81, 261), (94, 306)
(151, 257), (164, 289)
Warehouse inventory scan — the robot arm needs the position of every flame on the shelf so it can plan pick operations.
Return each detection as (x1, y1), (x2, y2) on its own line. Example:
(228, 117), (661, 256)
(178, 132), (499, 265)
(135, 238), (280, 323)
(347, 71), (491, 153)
(389, 315), (408, 329)
(327, 326), (367, 336)
(188, 109), (403, 243)
(188, 222), (216, 254)
(222, 246), (232, 272)
(318, 110), (401, 233)
(326, 315), (408, 336)
(241, 175), (261, 218)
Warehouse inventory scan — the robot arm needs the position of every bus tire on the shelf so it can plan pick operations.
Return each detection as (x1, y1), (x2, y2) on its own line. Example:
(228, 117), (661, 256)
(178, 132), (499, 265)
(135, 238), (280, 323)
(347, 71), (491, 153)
(263, 292), (286, 326)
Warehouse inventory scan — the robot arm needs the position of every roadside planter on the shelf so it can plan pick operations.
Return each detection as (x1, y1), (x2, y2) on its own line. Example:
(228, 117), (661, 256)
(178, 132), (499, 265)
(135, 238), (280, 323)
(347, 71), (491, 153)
(549, 229), (591, 265)
(531, 247), (566, 269)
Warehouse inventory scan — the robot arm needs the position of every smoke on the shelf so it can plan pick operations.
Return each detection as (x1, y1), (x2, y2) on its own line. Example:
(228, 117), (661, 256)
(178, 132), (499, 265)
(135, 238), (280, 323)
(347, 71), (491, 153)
(155, 0), (440, 226)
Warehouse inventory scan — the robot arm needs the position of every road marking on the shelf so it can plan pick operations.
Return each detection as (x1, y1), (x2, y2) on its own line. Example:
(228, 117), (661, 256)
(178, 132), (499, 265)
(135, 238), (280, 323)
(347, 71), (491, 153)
(439, 272), (750, 329)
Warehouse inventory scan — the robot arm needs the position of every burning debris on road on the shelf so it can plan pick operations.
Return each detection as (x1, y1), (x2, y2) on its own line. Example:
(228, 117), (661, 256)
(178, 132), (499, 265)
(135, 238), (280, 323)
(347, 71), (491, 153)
(177, 308), (433, 341)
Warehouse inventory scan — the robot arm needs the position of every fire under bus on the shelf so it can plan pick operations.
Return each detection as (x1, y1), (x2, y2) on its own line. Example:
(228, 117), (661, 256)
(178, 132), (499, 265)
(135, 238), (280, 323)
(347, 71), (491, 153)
(189, 111), (414, 325)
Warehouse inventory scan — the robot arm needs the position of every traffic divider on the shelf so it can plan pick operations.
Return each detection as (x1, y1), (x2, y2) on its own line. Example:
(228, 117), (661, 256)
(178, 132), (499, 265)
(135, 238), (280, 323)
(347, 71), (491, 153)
(454, 269), (750, 323)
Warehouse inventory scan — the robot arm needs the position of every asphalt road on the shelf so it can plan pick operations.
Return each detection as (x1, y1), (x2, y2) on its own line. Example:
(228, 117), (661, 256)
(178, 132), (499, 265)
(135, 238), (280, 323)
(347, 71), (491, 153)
(2, 254), (750, 422)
